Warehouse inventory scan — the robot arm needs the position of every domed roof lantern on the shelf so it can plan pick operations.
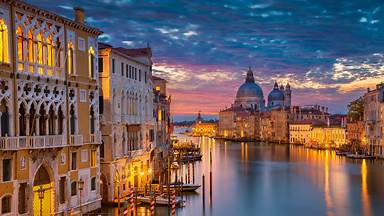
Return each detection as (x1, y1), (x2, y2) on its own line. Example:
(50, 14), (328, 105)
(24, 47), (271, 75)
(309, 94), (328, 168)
(286, 82), (290, 89)
(273, 82), (279, 89)
(280, 84), (284, 90)
(245, 67), (255, 83)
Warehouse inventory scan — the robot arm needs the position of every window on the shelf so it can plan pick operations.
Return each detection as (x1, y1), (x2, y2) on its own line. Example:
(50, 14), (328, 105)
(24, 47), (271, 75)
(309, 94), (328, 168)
(59, 177), (66, 204)
(81, 150), (88, 163)
(149, 129), (154, 142)
(18, 183), (27, 214)
(27, 30), (34, 72)
(89, 46), (95, 79)
(145, 72), (147, 83)
(135, 68), (137, 80)
(1, 196), (11, 214)
(139, 69), (141, 81)
(90, 106), (95, 134)
(68, 42), (74, 74)
(71, 152), (77, 170)
(121, 62), (124, 76)
(129, 65), (132, 78)
(20, 157), (25, 170)
(98, 57), (103, 73)
(126, 64), (128, 77)
(91, 150), (97, 167)
(2, 159), (11, 182)
(78, 37), (85, 51)
(0, 99), (9, 136)
(0, 19), (9, 63)
(46, 36), (54, 75)
(70, 105), (76, 135)
(112, 59), (115, 73)
(80, 89), (87, 102)
(71, 181), (77, 196)
(60, 153), (66, 165)
(91, 177), (96, 191)
(16, 26), (23, 71)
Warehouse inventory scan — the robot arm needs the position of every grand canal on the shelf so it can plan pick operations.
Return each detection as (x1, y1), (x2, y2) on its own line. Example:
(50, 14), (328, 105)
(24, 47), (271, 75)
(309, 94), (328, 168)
(100, 128), (384, 216)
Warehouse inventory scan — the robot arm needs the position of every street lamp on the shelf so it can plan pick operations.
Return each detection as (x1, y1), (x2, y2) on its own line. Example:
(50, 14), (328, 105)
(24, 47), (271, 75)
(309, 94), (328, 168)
(78, 179), (84, 216)
(37, 186), (45, 216)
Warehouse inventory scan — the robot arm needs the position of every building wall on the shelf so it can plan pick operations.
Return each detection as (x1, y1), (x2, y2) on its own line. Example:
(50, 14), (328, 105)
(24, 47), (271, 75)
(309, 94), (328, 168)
(0, 2), (102, 215)
(289, 124), (312, 144)
(98, 47), (154, 203)
(308, 127), (346, 148)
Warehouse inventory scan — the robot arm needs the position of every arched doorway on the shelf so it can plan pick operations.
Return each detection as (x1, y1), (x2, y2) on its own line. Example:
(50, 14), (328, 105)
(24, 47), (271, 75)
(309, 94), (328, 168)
(33, 165), (54, 215)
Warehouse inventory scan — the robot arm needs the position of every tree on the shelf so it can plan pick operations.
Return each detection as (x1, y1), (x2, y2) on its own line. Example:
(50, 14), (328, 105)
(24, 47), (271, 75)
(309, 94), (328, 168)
(347, 97), (364, 122)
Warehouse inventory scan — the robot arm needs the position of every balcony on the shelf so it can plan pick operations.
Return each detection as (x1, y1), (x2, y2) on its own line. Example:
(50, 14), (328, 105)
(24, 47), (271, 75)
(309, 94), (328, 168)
(0, 135), (66, 151)
(70, 135), (83, 146)
(88, 133), (102, 144)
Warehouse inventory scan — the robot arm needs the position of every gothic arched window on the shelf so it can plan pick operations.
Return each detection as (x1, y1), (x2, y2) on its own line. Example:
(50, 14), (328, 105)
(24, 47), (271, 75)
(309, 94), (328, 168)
(68, 42), (74, 74)
(90, 105), (95, 134)
(88, 46), (95, 79)
(0, 99), (9, 136)
(16, 26), (24, 71)
(19, 103), (26, 136)
(70, 105), (76, 135)
(0, 19), (9, 63)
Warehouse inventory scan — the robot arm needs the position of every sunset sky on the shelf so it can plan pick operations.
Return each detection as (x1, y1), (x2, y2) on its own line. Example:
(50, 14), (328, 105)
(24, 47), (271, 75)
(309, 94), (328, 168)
(33, 0), (384, 119)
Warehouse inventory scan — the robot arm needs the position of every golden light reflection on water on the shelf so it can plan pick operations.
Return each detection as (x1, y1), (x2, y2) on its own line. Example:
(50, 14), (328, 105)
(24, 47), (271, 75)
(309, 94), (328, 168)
(324, 150), (334, 216)
(361, 159), (371, 216)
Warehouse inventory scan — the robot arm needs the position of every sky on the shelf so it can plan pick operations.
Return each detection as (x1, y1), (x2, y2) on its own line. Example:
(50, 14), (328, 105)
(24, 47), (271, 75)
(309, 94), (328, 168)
(32, 0), (384, 119)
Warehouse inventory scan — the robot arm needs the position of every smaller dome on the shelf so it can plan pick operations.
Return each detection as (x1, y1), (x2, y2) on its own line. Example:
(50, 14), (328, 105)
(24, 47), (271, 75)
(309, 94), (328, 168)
(268, 82), (284, 101)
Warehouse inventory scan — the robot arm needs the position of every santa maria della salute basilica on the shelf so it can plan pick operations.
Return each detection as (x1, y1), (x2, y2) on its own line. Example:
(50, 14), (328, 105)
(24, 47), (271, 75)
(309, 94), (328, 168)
(234, 67), (291, 111)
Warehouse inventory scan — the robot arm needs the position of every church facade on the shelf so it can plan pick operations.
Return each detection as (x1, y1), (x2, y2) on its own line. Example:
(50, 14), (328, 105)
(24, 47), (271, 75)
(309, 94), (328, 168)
(218, 67), (292, 141)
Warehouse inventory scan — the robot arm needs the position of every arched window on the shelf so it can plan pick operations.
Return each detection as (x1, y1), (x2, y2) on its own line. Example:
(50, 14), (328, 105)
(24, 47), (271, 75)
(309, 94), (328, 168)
(47, 36), (54, 76)
(39, 105), (46, 135)
(57, 106), (64, 135)
(1, 195), (11, 214)
(48, 105), (55, 135)
(37, 33), (44, 75)
(90, 105), (95, 134)
(0, 99), (9, 136)
(70, 105), (76, 135)
(68, 42), (74, 74)
(19, 103), (26, 136)
(29, 104), (36, 136)
(16, 26), (24, 71)
(88, 46), (95, 79)
(0, 19), (9, 63)
(27, 30), (34, 72)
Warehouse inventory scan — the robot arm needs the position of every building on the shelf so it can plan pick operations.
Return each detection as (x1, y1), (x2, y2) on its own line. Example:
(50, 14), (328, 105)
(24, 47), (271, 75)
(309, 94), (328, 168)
(289, 121), (313, 144)
(0, 2), (102, 215)
(152, 75), (171, 181)
(270, 108), (291, 143)
(291, 105), (330, 122)
(346, 121), (366, 149)
(218, 67), (292, 140)
(363, 84), (384, 156)
(308, 127), (346, 149)
(191, 112), (217, 137)
(98, 43), (156, 203)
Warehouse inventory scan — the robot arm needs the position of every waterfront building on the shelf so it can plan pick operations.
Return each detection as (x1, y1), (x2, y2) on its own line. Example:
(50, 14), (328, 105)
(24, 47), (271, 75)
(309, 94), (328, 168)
(308, 126), (346, 149)
(260, 112), (272, 142)
(192, 112), (217, 137)
(98, 43), (156, 203)
(291, 105), (329, 122)
(0, 2), (102, 215)
(218, 67), (292, 140)
(289, 121), (313, 144)
(363, 84), (384, 156)
(152, 75), (171, 181)
(346, 121), (366, 149)
(270, 108), (291, 143)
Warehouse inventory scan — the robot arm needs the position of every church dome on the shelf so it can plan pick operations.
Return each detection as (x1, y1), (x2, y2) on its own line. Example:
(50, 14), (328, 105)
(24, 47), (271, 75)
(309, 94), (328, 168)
(268, 82), (284, 101)
(236, 68), (264, 100)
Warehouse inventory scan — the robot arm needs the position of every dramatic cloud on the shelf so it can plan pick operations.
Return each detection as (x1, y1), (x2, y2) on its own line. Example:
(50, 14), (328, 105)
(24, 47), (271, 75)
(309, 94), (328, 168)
(32, 0), (384, 115)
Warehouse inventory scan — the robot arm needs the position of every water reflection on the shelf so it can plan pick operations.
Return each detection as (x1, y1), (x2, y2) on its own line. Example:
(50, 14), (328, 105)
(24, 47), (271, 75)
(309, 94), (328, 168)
(100, 130), (384, 216)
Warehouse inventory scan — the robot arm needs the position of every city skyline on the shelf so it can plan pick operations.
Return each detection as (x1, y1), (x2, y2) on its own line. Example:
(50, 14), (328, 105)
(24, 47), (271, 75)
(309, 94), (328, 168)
(31, 0), (384, 115)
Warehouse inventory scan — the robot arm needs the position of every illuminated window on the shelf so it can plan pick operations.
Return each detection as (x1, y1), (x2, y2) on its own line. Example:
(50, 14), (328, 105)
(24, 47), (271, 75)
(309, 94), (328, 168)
(47, 35), (54, 75)
(155, 86), (160, 91)
(16, 27), (24, 70)
(36, 33), (44, 75)
(68, 42), (74, 74)
(0, 19), (9, 63)
(90, 150), (96, 167)
(89, 46), (95, 79)
(27, 30), (34, 72)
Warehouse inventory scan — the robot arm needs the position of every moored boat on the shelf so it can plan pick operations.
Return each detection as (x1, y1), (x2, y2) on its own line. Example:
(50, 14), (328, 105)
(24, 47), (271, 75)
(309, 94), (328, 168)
(164, 183), (201, 192)
(137, 195), (185, 206)
(346, 153), (374, 159)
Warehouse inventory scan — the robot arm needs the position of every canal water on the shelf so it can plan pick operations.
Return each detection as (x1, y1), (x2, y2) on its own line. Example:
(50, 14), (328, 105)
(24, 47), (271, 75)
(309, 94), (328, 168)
(100, 128), (384, 216)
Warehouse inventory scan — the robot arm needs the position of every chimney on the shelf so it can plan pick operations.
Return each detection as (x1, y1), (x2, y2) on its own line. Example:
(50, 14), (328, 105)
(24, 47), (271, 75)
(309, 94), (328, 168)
(74, 7), (85, 24)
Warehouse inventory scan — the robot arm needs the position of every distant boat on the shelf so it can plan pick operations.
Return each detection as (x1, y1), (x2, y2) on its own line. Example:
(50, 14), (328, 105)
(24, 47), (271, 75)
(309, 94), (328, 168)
(346, 153), (374, 159)
(137, 194), (185, 206)
(164, 183), (201, 192)
(335, 151), (349, 156)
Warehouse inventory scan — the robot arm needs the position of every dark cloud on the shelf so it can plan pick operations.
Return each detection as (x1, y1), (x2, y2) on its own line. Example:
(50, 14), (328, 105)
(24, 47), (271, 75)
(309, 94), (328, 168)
(31, 0), (384, 114)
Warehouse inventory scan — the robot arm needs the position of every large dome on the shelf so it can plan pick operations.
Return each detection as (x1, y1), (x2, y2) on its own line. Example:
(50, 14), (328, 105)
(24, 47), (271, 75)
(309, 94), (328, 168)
(236, 82), (264, 99)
